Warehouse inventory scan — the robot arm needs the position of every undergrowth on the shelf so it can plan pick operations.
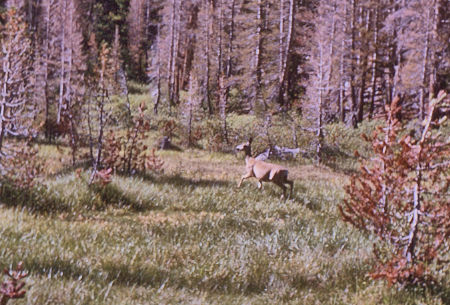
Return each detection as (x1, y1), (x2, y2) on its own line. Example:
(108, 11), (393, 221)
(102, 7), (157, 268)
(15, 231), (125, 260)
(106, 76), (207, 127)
(1, 144), (448, 304)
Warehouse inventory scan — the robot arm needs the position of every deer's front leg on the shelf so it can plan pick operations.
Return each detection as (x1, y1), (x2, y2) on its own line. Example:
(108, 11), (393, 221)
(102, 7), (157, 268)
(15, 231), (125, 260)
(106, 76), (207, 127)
(238, 171), (253, 188)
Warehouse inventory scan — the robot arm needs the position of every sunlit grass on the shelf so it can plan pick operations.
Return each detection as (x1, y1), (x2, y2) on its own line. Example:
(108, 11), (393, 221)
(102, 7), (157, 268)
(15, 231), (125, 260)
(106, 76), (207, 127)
(1, 146), (448, 304)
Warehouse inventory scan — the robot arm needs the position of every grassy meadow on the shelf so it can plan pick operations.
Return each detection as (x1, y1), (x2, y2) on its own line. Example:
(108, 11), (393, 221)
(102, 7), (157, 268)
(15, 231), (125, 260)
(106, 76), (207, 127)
(1, 89), (449, 304)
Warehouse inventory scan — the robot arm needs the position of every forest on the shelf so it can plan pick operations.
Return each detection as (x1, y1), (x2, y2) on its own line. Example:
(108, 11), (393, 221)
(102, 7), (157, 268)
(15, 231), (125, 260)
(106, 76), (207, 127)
(0, 0), (449, 304)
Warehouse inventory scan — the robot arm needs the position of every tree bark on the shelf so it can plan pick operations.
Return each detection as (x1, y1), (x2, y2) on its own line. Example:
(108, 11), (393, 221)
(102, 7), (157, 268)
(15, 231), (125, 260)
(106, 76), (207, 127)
(57, 0), (67, 124)
(419, 5), (431, 120)
(339, 1), (347, 123)
(349, 0), (357, 128)
(205, 0), (213, 115)
(154, 24), (162, 114)
(167, 0), (177, 114)
(369, 5), (379, 119)
(277, 0), (294, 107)
(253, 0), (265, 113)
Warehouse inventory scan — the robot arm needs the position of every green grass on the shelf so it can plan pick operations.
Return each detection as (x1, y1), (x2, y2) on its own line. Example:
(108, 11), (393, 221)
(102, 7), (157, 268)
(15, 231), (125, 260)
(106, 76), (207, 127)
(1, 146), (449, 304)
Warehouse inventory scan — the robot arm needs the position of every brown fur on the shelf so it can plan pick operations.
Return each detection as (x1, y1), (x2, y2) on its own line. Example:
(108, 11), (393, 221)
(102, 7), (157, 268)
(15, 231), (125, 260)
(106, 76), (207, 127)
(236, 141), (293, 199)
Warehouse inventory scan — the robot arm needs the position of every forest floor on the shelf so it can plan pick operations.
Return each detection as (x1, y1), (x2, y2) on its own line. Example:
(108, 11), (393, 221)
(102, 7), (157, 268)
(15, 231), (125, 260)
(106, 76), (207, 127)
(1, 144), (449, 305)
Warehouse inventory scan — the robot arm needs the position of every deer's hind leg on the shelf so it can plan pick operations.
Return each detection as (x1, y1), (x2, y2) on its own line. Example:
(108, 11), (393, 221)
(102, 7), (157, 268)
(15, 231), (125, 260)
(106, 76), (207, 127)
(273, 180), (287, 199)
(257, 180), (263, 190)
(285, 179), (294, 199)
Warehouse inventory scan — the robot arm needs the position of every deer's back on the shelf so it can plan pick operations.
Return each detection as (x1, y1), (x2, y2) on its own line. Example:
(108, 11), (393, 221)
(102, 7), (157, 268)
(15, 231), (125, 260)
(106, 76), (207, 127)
(249, 159), (288, 181)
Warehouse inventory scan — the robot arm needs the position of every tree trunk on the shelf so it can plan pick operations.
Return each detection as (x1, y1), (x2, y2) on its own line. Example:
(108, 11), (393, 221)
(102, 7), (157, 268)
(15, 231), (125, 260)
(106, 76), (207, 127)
(253, 0), (265, 113)
(205, 0), (213, 115)
(43, 0), (51, 140)
(317, 41), (324, 164)
(369, 5), (379, 119)
(349, 0), (357, 128)
(57, 0), (67, 124)
(357, 9), (369, 124)
(216, 0), (224, 111)
(167, 0), (177, 114)
(218, 73), (228, 144)
(66, 1), (77, 166)
(0, 44), (10, 152)
(326, 1), (336, 99)
(154, 24), (161, 114)
(277, 0), (294, 107)
(226, 0), (236, 78)
(339, 1), (347, 123)
(419, 5), (431, 120)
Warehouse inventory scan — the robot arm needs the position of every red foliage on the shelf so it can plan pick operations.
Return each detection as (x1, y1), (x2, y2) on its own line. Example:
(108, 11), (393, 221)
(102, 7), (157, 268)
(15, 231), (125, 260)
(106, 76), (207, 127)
(143, 148), (164, 172)
(91, 168), (113, 186)
(4, 142), (42, 189)
(103, 102), (164, 174)
(0, 262), (28, 305)
(340, 91), (450, 286)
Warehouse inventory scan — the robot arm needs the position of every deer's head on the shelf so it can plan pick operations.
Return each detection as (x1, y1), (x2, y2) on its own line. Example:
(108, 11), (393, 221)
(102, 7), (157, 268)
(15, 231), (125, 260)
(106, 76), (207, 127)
(235, 138), (253, 157)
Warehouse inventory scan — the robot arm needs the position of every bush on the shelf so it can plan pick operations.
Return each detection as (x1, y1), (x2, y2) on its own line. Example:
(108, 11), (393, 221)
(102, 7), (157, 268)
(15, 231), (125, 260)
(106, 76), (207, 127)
(340, 92), (450, 287)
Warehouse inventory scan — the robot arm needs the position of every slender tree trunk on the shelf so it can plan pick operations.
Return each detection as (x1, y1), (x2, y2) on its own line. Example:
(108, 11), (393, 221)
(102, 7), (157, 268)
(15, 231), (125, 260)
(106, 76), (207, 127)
(57, 0), (67, 124)
(429, 0), (440, 95)
(173, 5), (181, 106)
(369, 5), (379, 119)
(66, 1), (77, 166)
(349, 0), (357, 128)
(112, 24), (120, 86)
(90, 87), (107, 184)
(216, 0), (224, 110)
(317, 41), (324, 164)
(326, 1), (336, 98)
(167, 0), (177, 114)
(154, 24), (161, 114)
(339, 1), (347, 123)
(279, 0), (284, 79)
(43, 0), (51, 140)
(277, 0), (294, 107)
(180, 4), (198, 91)
(205, 0), (213, 115)
(357, 9), (369, 124)
(419, 6), (431, 120)
(226, 0), (235, 78)
(252, 0), (265, 113)
(218, 73), (228, 144)
(87, 88), (94, 163)
(0, 45), (10, 152)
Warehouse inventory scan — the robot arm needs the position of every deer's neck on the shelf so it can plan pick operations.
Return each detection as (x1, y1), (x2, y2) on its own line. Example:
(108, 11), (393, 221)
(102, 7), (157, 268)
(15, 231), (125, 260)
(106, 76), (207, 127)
(243, 146), (253, 165)
(244, 155), (256, 166)
(244, 147), (251, 157)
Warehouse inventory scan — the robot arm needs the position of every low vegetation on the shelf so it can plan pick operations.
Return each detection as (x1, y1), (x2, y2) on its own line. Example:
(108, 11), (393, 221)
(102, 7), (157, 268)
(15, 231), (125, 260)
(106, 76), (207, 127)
(1, 132), (449, 304)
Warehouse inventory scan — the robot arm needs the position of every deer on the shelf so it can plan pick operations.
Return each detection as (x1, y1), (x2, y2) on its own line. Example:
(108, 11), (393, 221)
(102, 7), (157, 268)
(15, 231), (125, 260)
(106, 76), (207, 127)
(236, 138), (294, 199)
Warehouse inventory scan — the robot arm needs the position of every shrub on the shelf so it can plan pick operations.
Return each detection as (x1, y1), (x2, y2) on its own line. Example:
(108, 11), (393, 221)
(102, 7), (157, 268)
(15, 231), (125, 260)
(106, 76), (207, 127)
(340, 92), (450, 287)
(1, 262), (28, 305)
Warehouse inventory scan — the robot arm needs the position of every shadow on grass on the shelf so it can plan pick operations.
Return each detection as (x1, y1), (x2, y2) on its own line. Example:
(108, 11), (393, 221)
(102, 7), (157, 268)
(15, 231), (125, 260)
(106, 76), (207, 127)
(289, 182), (324, 212)
(0, 178), (162, 216)
(0, 182), (70, 214)
(21, 253), (319, 296)
(320, 144), (360, 175)
(88, 182), (164, 212)
(47, 159), (92, 178)
(132, 172), (232, 189)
